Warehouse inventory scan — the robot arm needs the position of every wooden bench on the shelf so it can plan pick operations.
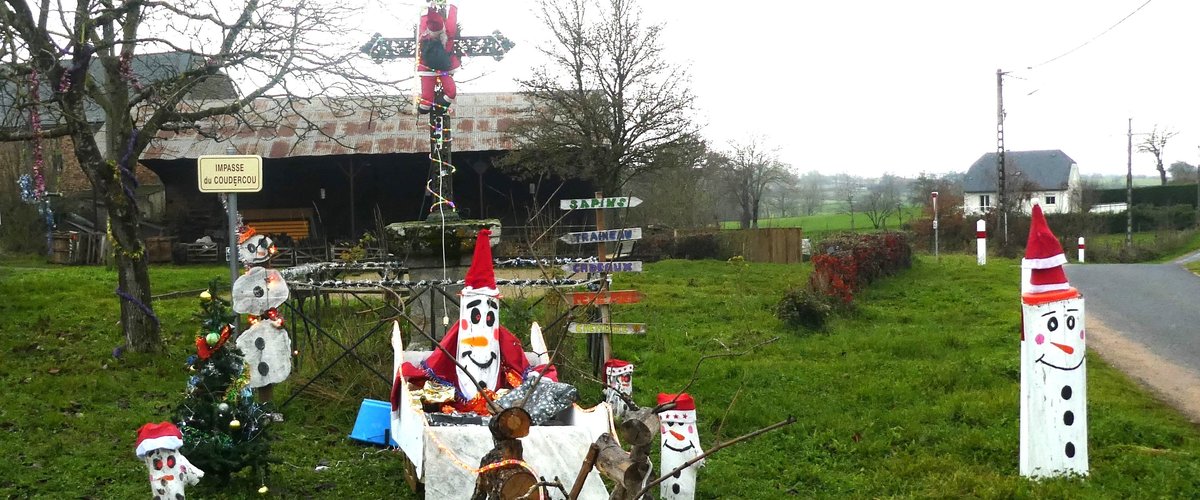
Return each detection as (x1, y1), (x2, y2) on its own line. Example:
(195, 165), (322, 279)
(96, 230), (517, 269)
(249, 219), (311, 241)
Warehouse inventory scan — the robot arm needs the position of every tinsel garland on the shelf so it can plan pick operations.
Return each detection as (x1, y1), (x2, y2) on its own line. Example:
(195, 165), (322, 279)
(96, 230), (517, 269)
(287, 277), (597, 290)
(425, 113), (456, 212)
(26, 70), (54, 253)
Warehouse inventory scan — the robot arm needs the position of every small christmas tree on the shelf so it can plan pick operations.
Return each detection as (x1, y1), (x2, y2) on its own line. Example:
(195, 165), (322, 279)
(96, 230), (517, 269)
(173, 279), (272, 486)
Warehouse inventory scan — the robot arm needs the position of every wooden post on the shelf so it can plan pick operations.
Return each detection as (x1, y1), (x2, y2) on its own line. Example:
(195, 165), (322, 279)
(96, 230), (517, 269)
(594, 191), (612, 376)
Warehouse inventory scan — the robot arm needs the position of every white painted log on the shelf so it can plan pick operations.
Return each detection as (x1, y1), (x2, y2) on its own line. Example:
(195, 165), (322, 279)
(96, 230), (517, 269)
(976, 219), (987, 266)
(1020, 292), (1088, 478)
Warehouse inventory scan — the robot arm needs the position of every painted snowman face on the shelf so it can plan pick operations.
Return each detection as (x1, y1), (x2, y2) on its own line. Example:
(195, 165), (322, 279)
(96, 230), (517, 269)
(661, 417), (699, 453)
(1026, 296), (1086, 371)
(143, 448), (195, 498)
(606, 368), (633, 395)
(239, 235), (273, 265)
(455, 290), (501, 400)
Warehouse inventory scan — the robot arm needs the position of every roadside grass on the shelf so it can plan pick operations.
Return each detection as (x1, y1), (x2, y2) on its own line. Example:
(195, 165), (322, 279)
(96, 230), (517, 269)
(1084, 229), (1200, 263)
(719, 206), (923, 236)
(3, 255), (1200, 497)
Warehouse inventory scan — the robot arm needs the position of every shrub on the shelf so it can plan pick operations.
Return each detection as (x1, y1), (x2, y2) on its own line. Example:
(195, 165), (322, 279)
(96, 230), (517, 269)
(776, 287), (833, 331)
(808, 232), (912, 305)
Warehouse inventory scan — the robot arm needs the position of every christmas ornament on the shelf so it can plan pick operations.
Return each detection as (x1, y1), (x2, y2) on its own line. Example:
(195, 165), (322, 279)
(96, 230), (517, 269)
(217, 403), (230, 413)
(258, 485), (269, 495)
(659, 393), (704, 500)
(229, 419), (242, 431)
(200, 290), (212, 301)
(1020, 203), (1088, 478)
(135, 422), (204, 499)
(206, 332), (220, 346)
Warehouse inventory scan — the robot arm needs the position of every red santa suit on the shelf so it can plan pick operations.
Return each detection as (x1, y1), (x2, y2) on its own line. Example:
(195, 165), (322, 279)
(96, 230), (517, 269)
(396, 229), (556, 414)
(417, 3), (460, 114)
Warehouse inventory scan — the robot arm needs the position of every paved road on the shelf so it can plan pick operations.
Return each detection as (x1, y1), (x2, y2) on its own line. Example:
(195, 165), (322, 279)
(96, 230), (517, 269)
(1066, 261), (1200, 372)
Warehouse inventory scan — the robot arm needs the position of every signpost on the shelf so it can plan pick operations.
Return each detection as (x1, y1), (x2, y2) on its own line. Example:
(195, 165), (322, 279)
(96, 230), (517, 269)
(565, 290), (644, 306)
(561, 261), (643, 274)
(560, 197), (643, 210)
(568, 322), (647, 335)
(559, 228), (642, 245)
(198, 153), (263, 328)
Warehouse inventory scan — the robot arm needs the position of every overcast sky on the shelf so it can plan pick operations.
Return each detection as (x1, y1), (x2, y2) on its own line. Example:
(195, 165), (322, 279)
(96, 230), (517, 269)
(359, 0), (1199, 179)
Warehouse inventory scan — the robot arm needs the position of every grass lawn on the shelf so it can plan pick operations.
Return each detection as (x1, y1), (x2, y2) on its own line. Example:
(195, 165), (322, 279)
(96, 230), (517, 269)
(3, 255), (1200, 498)
(721, 207), (924, 236)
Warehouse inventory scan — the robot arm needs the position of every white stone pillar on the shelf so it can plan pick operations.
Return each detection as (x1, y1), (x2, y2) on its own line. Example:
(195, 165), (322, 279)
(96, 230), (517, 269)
(1077, 237), (1085, 263)
(976, 219), (987, 265)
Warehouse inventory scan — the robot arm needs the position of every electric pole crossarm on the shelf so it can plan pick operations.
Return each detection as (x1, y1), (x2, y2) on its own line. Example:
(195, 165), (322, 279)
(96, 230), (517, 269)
(361, 31), (516, 61)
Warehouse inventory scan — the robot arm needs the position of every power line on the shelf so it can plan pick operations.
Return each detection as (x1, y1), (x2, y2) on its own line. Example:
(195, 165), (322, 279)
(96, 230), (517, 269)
(1030, 0), (1154, 69)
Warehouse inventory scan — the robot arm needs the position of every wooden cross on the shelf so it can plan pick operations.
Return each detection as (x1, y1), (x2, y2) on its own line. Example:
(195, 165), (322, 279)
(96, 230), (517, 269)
(360, 22), (516, 223)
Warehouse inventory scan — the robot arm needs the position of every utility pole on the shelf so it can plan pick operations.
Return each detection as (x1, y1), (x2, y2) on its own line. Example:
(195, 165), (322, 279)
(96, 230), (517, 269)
(1126, 118), (1133, 248)
(996, 69), (1008, 245)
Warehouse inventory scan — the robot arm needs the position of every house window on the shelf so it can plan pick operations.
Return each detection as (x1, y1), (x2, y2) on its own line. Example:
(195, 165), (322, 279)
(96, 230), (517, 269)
(1045, 195), (1056, 205)
(980, 195), (991, 208)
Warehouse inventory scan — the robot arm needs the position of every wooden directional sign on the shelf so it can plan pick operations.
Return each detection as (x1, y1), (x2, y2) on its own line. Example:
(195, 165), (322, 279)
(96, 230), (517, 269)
(360, 31), (516, 62)
(560, 197), (643, 210)
(560, 228), (643, 245)
(568, 322), (647, 335)
(565, 290), (644, 306)
(562, 261), (642, 274)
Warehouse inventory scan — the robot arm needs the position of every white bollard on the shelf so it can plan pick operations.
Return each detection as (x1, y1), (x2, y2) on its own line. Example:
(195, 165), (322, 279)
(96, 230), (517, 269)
(976, 219), (987, 265)
(1077, 237), (1085, 263)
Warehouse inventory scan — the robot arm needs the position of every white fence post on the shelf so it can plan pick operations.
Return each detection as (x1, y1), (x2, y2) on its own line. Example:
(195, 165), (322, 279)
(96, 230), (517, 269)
(1077, 237), (1085, 263)
(976, 219), (987, 265)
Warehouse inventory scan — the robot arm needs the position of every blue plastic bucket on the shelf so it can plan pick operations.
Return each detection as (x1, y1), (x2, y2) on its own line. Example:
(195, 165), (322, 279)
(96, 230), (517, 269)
(348, 398), (399, 446)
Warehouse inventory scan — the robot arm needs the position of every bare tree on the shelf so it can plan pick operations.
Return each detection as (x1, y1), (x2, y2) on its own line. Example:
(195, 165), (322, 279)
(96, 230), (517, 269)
(1137, 125), (1179, 186)
(502, 0), (703, 193)
(862, 173), (901, 229)
(796, 170), (824, 216)
(721, 138), (787, 229)
(0, 0), (403, 352)
(832, 174), (862, 230)
(766, 170), (800, 219)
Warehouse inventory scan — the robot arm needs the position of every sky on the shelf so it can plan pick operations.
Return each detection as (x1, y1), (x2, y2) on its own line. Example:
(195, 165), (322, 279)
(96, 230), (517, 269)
(356, 0), (1200, 179)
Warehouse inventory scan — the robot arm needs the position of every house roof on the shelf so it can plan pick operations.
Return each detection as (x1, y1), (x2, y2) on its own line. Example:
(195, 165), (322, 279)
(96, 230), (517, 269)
(962, 150), (1076, 193)
(0, 51), (237, 128)
(142, 92), (530, 159)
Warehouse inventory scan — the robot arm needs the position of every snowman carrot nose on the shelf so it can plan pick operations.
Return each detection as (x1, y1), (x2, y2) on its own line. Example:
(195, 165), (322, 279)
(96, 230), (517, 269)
(461, 336), (489, 347)
(669, 430), (685, 441)
(1050, 342), (1074, 354)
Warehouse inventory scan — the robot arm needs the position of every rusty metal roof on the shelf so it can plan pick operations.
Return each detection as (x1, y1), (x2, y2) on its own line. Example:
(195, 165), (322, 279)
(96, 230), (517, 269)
(142, 92), (531, 160)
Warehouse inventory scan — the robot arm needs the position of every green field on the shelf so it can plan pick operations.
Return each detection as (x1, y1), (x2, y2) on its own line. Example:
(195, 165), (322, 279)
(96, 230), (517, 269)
(3, 255), (1200, 498)
(721, 206), (924, 234)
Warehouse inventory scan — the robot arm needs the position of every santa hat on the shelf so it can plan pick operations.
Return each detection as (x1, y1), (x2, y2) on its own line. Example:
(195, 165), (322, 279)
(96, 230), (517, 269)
(135, 422), (184, 458)
(604, 358), (634, 376)
(425, 9), (445, 32)
(657, 393), (697, 422)
(463, 229), (498, 296)
(1022, 204), (1070, 293)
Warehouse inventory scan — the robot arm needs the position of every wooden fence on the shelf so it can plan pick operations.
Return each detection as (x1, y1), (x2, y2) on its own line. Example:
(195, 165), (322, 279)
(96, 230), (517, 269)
(720, 228), (806, 264)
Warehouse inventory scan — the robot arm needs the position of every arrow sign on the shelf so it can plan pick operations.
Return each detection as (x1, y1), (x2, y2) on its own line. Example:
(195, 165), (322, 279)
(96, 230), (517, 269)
(565, 290), (644, 306)
(562, 261), (642, 274)
(560, 197), (643, 210)
(568, 322), (647, 335)
(560, 228), (643, 245)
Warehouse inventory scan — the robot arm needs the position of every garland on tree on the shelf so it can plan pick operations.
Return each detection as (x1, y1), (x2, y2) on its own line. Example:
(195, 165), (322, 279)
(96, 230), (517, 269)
(172, 279), (273, 488)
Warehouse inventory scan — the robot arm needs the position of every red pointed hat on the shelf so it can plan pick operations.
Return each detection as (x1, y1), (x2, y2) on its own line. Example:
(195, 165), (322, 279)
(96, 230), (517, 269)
(464, 229), (498, 295)
(657, 393), (695, 411)
(1023, 204), (1070, 293)
(604, 358), (634, 375)
(135, 421), (184, 458)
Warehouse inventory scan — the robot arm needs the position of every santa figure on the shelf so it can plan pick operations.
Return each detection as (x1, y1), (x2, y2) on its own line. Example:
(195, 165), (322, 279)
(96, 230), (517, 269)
(135, 422), (204, 499)
(658, 393), (704, 500)
(603, 358), (634, 418)
(417, 0), (460, 114)
(1020, 203), (1088, 478)
(400, 229), (555, 413)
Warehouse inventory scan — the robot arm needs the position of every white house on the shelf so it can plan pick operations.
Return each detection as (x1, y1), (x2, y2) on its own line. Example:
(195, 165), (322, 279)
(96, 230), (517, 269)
(962, 150), (1081, 215)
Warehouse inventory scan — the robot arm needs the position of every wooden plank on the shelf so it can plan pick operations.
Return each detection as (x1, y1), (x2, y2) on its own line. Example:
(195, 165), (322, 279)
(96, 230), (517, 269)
(565, 290), (644, 306)
(568, 322), (648, 335)
(560, 228), (642, 245)
(561, 261), (642, 273)
(559, 197), (643, 210)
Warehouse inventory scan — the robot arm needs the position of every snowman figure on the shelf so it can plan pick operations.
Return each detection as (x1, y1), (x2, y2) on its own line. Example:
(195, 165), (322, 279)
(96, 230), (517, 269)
(238, 232), (274, 266)
(1020, 203), (1088, 478)
(233, 266), (292, 388)
(135, 422), (204, 499)
(658, 393), (704, 500)
(603, 359), (635, 419)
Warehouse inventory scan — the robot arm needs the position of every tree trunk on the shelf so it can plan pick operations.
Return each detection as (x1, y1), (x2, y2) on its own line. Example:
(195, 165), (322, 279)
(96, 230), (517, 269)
(750, 199), (760, 229)
(1158, 159), (1168, 186)
(76, 139), (161, 353)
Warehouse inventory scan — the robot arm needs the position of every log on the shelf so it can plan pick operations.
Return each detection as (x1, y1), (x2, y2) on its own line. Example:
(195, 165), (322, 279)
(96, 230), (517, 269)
(473, 408), (539, 499)
(593, 433), (651, 500)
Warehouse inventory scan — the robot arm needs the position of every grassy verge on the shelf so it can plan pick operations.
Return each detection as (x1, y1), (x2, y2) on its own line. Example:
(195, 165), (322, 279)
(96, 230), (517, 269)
(3, 256), (1200, 498)
(720, 207), (923, 235)
(1083, 230), (1200, 263)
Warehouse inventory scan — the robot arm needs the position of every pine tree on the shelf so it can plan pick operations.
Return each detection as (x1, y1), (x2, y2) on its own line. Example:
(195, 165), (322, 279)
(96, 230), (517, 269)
(173, 279), (273, 484)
